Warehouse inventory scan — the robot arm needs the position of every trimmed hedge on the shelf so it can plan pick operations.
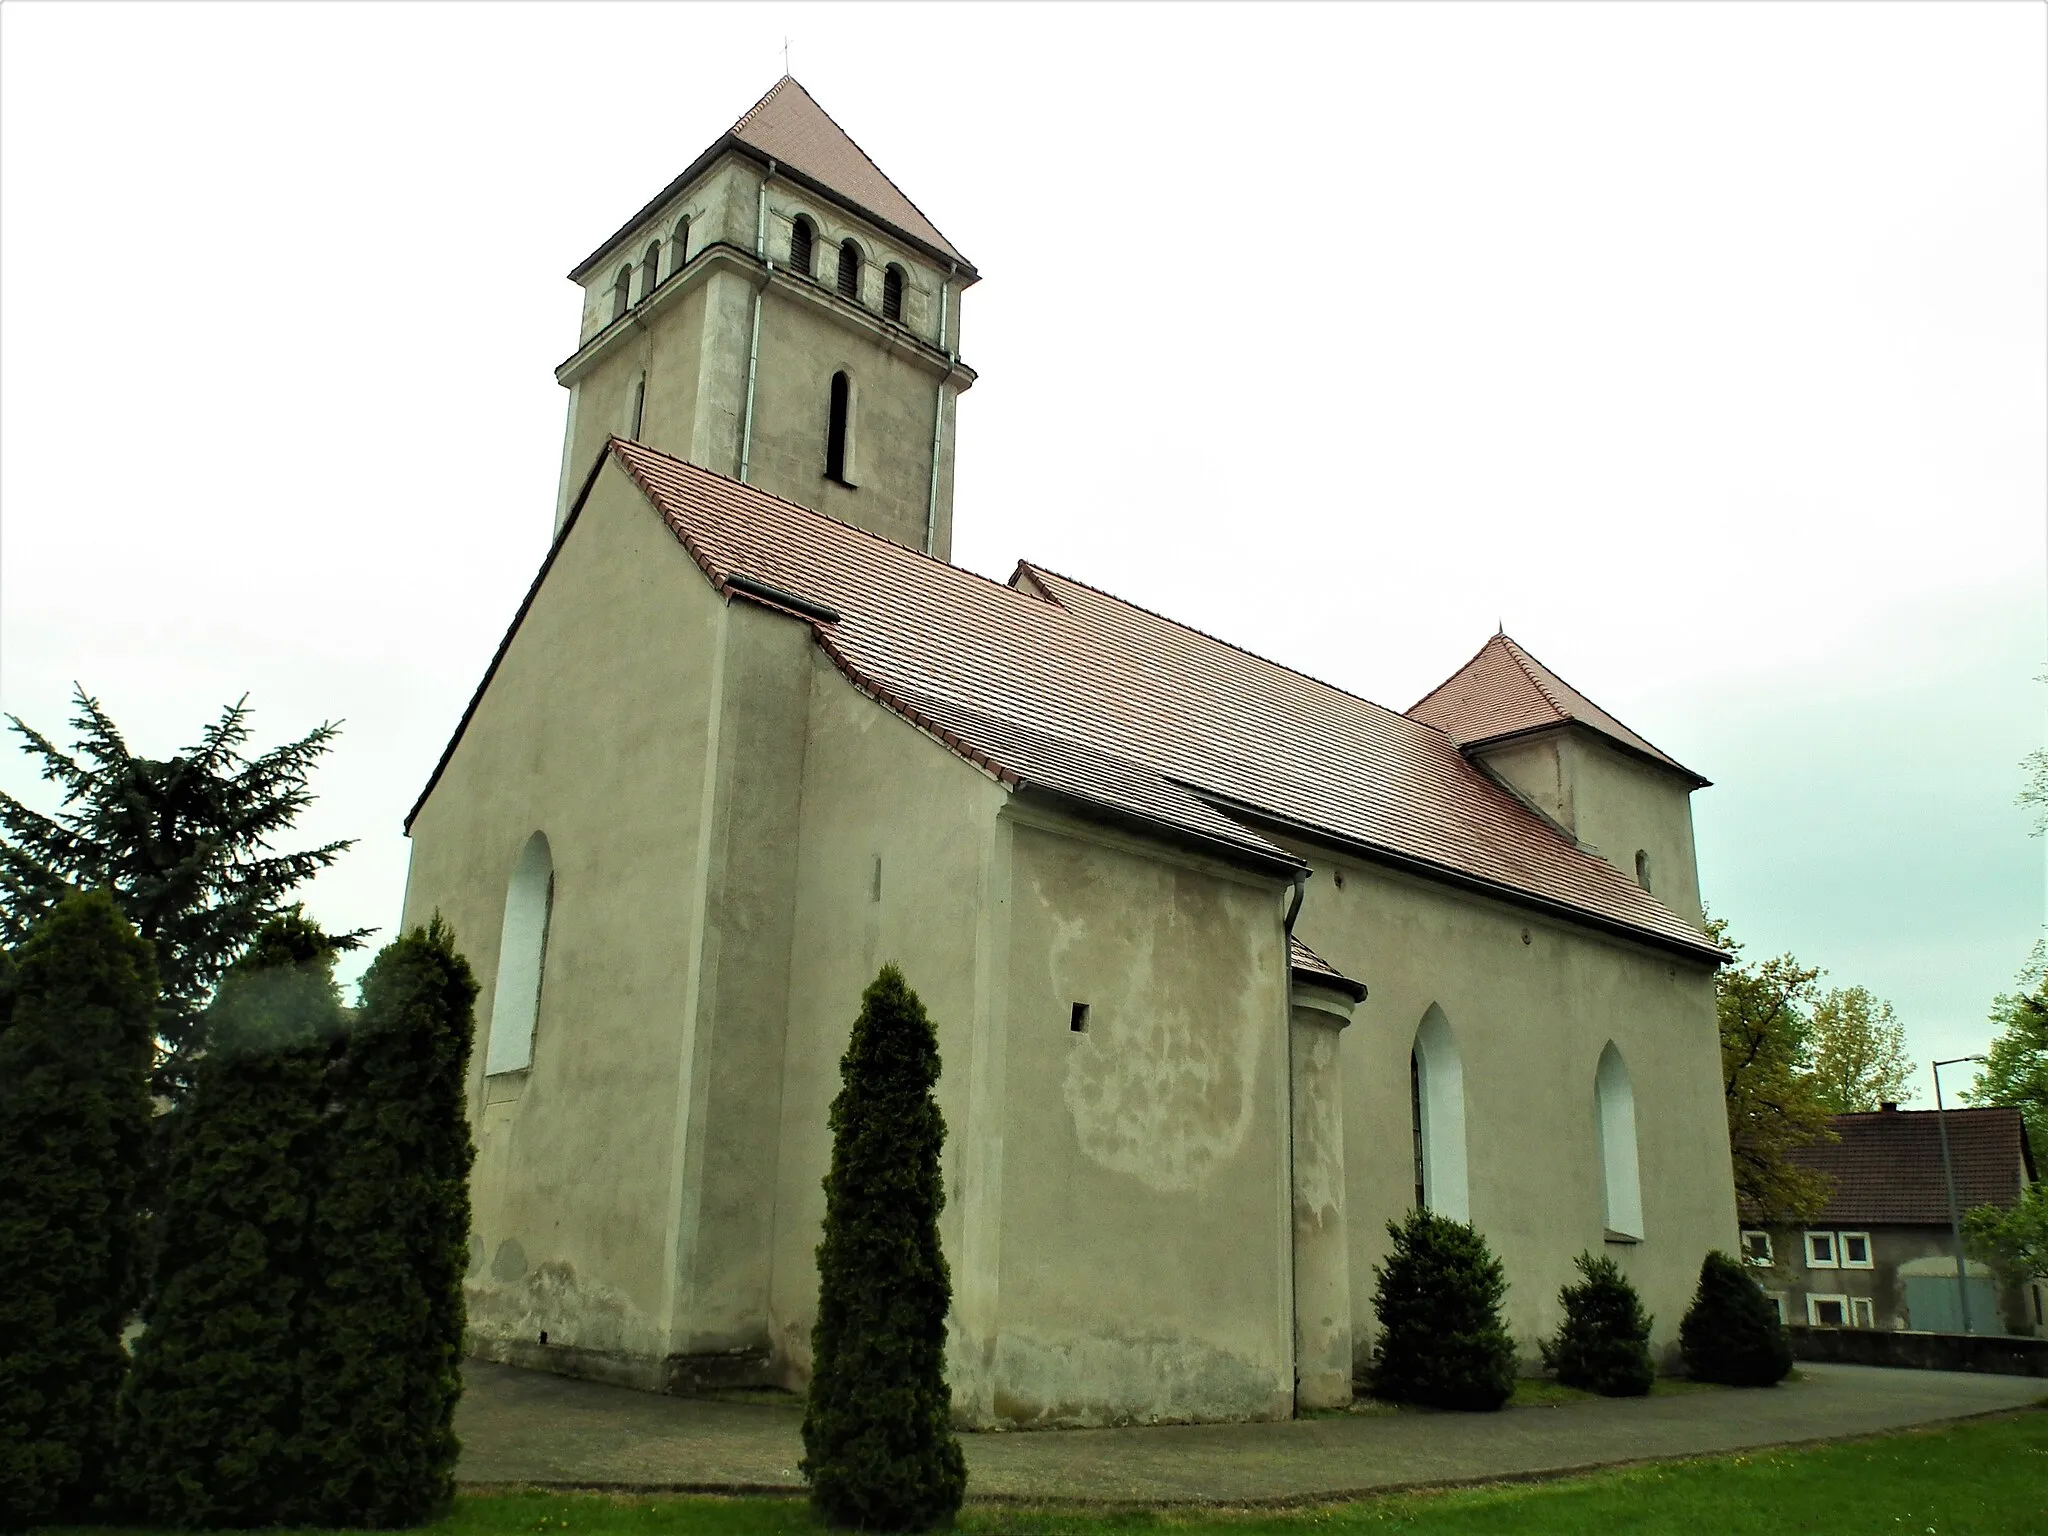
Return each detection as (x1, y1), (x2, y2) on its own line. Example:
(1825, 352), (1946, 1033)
(1542, 1251), (1655, 1396)
(1680, 1249), (1793, 1386)
(1369, 1208), (1517, 1411)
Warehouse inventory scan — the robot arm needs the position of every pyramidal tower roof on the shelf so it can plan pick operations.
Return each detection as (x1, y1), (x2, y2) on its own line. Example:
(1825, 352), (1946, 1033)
(571, 76), (973, 282)
(1407, 632), (1708, 787)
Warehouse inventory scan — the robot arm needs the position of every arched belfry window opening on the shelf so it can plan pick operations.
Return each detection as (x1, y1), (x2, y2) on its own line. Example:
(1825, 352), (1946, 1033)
(610, 265), (632, 323)
(1596, 1043), (1645, 1239)
(485, 832), (554, 1076)
(825, 370), (856, 485)
(882, 263), (906, 322)
(789, 215), (815, 276)
(1411, 1005), (1471, 1221)
(1634, 850), (1653, 892)
(640, 241), (662, 303)
(672, 215), (691, 277)
(836, 239), (861, 302)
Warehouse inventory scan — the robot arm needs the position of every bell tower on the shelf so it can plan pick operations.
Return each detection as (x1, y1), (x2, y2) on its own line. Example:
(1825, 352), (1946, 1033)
(551, 78), (978, 561)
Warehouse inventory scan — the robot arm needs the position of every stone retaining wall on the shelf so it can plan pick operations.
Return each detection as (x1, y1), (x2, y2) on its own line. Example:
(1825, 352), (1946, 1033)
(1787, 1325), (2048, 1378)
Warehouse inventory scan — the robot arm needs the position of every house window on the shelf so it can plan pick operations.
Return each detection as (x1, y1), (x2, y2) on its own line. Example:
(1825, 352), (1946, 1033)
(1806, 1293), (1850, 1327)
(672, 214), (690, 275)
(789, 214), (815, 276)
(1634, 849), (1652, 891)
(825, 370), (855, 484)
(640, 240), (662, 302)
(484, 832), (554, 1076)
(1740, 1230), (1774, 1267)
(882, 263), (906, 322)
(836, 238), (862, 301)
(1411, 1005), (1470, 1221)
(610, 264), (632, 322)
(1850, 1297), (1876, 1328)
(1596, 1042), (1644, 1239)
(1764, 1291), (1788, 1325)
(1839, 1232), (1873, 1269)
(1805, 1231), (1839, 1268)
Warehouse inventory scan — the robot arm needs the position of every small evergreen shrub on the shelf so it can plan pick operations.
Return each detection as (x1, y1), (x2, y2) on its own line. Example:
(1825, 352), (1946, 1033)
(1679, 1250), (1792, 1387)
(801, 965), (966, 1530)
(0, 891), (157, 1526)
(1369, 1209), (1517, 1411)
(1540, 1252), (1655, 1397)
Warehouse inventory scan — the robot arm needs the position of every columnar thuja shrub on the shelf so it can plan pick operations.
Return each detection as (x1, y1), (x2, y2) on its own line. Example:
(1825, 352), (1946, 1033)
(1679, 1250), (1792, 1386)
(295, 917), (478, 1527)
(117, 914), (343, 1526)
(1541, 1252), (1656, 1397)
(802, 965), (966, 1530)
(1369, 1209), (1517, 1411)
(0, 891), (157, 1526)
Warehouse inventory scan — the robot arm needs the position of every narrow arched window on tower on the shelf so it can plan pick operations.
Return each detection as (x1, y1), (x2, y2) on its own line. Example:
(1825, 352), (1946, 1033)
(837, 239), (861, 302)
(611, 265), (632, 322)
(825, 371), (853, 484)
(627, 372), (646, 439)
(882, 263), (906, 322)
(672, 215), (691, 276)
(640, 241), (662, 303)
(789, 215), (815, 276)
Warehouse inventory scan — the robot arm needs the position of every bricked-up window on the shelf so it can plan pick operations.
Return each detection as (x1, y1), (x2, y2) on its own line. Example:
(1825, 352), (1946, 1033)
(610, 264), (632, 322)
(883, 263), (906, 322)
(640, 241), (662, 303)
(837, 239), (861, 301)
(485, 832), (554, 1076)
(1635, 849), (1652, 891)
(790, 215), (815, 276)
(672, 215), (690, 276)
(825, 371), (853, 484)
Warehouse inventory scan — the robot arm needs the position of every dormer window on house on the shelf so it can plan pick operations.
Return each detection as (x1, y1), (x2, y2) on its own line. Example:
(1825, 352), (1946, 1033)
(789, 215), (815, 277)
(837, 239), (862, 302)
(883, 263), (905, 322)
(610, 264), (632, 323)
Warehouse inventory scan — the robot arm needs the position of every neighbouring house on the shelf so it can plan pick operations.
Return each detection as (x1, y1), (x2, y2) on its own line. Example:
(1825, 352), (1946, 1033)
(400, 75), (1741, 1426)
(1739, 1104), (2043, 1337)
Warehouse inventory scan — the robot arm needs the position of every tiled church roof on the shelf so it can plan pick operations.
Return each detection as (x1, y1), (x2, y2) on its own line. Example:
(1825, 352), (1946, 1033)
(1755, 1106), (2038, 1228)
(582, 440), (1722, 961)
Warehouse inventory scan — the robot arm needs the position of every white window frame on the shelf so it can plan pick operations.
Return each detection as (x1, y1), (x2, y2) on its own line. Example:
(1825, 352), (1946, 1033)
(1849, 1296), (1876, 1329)
(1838, 1231), (1874, 1270)
(1806, 1292), (1851, 1327)
(1764, 1291), (1788, 1325)
(1740, 1230), (1774, 1267)
(1804, 1230), (1839, 1268)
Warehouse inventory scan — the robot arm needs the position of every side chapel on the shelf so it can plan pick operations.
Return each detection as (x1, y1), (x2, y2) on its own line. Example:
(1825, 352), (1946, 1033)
(400, 77), (1739, 1425)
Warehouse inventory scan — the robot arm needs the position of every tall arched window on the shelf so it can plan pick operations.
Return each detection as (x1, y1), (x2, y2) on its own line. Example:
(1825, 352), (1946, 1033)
(672, 214), (691, 276)
(610, 265), (632, 322)
(789, 215), (815, 276)
(485, 832), (554, 1076)
(1411, 1005), (1470, 1220)
(882, 263), (906, 322)
(836, 239), (861, 301)
(640, 241), (662, 302)
(1596, 1042), (1644, 1238)
(626, 371), (646, 439)
(825, 370), (854, 484)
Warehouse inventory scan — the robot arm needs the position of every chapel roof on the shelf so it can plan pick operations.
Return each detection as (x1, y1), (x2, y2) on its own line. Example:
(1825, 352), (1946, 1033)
(569, 76), (972, 283)
(1747, 1106), (2038, 1228)
(561, 439), (1723, 961)
(1407, 632), (1708, 788)
(1289, 936), (1367, 1002)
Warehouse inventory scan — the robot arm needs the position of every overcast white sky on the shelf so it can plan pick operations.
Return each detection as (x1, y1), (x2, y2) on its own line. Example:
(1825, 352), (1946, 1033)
(3, 2), (2041, 1092)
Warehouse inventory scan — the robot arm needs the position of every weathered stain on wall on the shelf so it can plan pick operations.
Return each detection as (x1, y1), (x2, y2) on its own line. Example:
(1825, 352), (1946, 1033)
(989, 1328), (1283, 1428)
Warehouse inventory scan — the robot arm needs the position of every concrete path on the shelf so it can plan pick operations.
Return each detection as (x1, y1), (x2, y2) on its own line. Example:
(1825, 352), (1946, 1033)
(456, 1362), (2043, 1503)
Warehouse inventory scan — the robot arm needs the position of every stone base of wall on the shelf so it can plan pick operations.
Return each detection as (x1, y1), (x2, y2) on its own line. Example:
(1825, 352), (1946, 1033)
(1788, 1325), (2048, 1378)
(467, 1335), (779, 1395)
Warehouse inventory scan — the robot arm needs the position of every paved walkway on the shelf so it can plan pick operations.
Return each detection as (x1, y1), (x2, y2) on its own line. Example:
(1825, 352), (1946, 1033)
(455, 1362), (2044, 1503)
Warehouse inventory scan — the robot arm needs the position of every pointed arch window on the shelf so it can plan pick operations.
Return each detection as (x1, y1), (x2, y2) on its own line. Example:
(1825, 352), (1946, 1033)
(1411, 1005), (1470, 1220)
(640, 241), (662, 303)
(882, 263), (906, 322)
(485, 832), (555, 1076)
(671, 215), (691, 277)
(825, 370), (855, 485)
(836, 239), (861, 302)
(1596, 1043), (1644, 1239)
(789, 215), (815, 276)
(610, 265), (632, 322)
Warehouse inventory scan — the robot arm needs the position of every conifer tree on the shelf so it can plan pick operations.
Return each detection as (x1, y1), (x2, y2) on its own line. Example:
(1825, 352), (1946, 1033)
(117, 913), (343, 1527)
(0, 891), (157, 1526)
(801, 965), (965, 1531)
(1541, 1252), (1656, 1397)
(1369, 1209), (1517, 1411)
(1678, 1250), (1792, 1386)
(294, 917), (478, 1527)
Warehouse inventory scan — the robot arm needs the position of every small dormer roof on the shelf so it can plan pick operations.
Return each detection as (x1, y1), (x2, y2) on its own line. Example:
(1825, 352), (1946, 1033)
(1407, 632), (1709, 788)
(569, 76), (975, 283)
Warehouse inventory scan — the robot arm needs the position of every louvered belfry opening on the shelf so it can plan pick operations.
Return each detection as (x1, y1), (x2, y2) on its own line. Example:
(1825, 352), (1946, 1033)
(882, 264), (905, 322)
(790, 215), (814, 276)
(836, 239), (861, 301)
(825, 371), (851, 482)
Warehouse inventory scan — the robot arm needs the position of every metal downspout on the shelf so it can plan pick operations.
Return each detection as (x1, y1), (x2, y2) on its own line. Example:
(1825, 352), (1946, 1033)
(739, 159), (776, 483)
(923, 264), (956, 555)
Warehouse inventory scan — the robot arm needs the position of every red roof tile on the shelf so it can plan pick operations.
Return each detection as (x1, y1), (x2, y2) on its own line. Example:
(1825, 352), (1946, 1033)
(1408, 633), (1707, 787)
(597, 440), (1722, 961)
(1746, 1107), (2037, 1227)
(1290, 936), (1366, 1001)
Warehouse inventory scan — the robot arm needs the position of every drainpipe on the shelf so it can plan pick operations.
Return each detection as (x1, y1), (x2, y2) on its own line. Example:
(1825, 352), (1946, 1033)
(1284, 867), (1308, 936)
(738, 159), (776, 484)
(922, 263), (956, 556)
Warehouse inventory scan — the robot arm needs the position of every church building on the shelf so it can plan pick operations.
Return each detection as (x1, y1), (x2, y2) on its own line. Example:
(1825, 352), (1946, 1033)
(401, 78), (1739, 1426)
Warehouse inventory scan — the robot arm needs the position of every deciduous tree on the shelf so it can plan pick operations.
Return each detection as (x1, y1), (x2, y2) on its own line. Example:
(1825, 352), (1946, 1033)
(1967, 973), (2047, 1164)
(1806, 985), (1915, 1113)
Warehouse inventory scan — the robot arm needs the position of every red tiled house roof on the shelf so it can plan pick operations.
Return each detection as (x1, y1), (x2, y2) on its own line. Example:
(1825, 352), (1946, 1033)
(411, 440), (1722, 961)
(1408, 632), (1709, 788)
(1744, 1107), (2038, 1227)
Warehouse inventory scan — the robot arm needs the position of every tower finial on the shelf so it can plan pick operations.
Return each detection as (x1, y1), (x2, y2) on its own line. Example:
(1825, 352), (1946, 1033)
(782, 37), (792, 77)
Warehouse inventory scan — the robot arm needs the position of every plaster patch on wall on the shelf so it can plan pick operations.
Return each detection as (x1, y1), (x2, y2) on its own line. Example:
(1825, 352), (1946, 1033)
(989, 1329), (1284, 1427)
(466, 1257), (656, 1358)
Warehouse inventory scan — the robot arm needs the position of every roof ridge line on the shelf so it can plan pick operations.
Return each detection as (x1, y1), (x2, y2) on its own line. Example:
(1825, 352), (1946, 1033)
(730, 75), (794, 135)
(1497, 632), (1575, 721)
(1405, 631), (1531, 720)
(1496, 632), (1694, 775)
(812, 629), (1021, 790)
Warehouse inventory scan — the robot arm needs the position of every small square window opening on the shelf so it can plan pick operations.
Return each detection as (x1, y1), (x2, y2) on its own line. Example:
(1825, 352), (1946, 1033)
(1849, 1297), (1875, 1328)
(1840, 1232), (1873, 1268)
(1740, 1230), (1773, 1266)
(1804, 1231), (1838, 1268)
(1764, 1292), (1788, 1325)
(1070, 1002), (1090, 1033)
(1807, 1294), (1849, 1327)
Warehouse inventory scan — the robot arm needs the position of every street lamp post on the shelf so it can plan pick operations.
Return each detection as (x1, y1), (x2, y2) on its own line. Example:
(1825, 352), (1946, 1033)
(1932, 1055), (1987, 1335)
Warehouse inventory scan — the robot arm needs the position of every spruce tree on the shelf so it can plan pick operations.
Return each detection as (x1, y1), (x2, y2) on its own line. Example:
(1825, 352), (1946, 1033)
(1541, 1252), (1655, 1397)
(1369, 1209), (1517, 1411)
(1678, 1250), (1792, 1386)
(802, 965), (966, 1531)
(294, 917), (478, 1527)
(0, 891), (157, 1526)
(117, 913), (343, 1526)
